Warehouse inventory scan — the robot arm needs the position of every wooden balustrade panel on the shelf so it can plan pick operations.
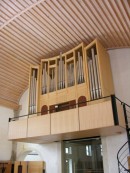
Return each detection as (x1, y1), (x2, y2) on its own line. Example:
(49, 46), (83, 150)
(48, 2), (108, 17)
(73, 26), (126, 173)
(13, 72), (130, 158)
(0, 162), (12, 173)
(79, 100), (114, 131)
(28, 161), (44, 173)
(51, 108), (79, 134)
(14, 161), (45, 173)
(14, 162), (27, 173)
(27, 115), (50, 137)
(8, 119), (27, 139)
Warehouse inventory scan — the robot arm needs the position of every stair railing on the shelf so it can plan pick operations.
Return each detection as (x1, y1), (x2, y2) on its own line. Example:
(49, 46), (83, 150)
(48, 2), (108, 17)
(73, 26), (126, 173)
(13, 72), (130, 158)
(117, 141), (130, 173)
(115, 96), (130, 173)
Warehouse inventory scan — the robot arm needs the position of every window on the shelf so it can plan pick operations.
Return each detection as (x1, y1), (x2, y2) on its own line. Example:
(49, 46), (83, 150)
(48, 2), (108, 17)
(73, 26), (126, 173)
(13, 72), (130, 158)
(63, 138), (104, 173)
(65, 147), (72, 154)
(86, 145), (92, 156)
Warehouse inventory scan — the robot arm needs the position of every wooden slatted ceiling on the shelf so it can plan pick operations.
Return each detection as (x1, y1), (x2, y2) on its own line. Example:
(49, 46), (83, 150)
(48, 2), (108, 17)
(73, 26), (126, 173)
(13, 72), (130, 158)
(0, 0), (130, 110)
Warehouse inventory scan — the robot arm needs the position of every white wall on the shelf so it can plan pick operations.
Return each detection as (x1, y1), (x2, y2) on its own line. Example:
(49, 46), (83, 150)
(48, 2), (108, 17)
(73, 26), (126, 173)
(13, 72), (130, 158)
(0, 106), (14, 160)
(17, 89), (62, 173)
(19, 89), (29, 116)
(109, 48), (130, 104)
(101, 48), (130, 173)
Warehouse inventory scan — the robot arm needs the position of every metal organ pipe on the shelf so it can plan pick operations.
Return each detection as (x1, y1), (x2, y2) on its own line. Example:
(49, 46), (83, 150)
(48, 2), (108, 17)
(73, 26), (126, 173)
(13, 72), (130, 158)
(50, 69), (52, 92)
(95, 55), (102, 97)
(80, 54), (84, 83)
(42, 63), (47, 94)
(52, 68), (55, 92)
(90, 59), (95, 99)
(32, 70), (35, 114)
(58, 52), (63, 90)
(91, 48), (97, 99)
(78, 52), (81, 84)
(68, 63), (71, 87)
(61, 59), (65, 89)
(29, 75), (33, 114)
(76, 58), (79, 84)
(29, 69), (37, 114)
(58, 59), (60, 89)
(60, 52), (62, 89)
(42, 68), (45, 94)
(88, 58), (93, 100)
(91, 48), (99, 98)
(77, 52), (84, 84)
(34, 77), (37, 113)
(70, 63), (74, 86)
(44, 63), (47, 93)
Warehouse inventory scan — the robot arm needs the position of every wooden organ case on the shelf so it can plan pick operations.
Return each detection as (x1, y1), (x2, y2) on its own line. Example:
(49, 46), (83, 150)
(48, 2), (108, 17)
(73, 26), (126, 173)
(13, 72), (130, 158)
(38, 39), (114, 114)
(85, 39), (114, 100)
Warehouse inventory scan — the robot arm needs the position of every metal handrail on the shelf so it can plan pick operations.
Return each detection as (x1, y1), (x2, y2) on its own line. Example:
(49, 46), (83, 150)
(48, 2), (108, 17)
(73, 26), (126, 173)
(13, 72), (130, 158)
(9, 95), (111, 122)
(115, 96), (130, 108)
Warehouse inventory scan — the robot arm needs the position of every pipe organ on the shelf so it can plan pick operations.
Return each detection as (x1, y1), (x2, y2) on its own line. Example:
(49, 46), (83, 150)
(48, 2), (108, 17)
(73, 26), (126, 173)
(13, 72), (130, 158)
(9, 39), (126, 144)
(28, 39), (114, 115)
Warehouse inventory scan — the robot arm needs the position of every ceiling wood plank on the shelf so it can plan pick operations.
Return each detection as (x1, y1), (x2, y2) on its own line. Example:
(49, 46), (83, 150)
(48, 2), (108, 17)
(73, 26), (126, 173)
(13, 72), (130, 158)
(29, 9), (73, 47)
(33, 7), (75, 46)
(0, 0), (46, 29)
(0, 64), (28, 83)
(40, 2), (80, 42)
(1, 31), (42, 59)
(0, 97), (19, 110)
(1, 41), (39, 65)
(24, 11), (67, 50)
(8, 23), (48, 54)
(0, 51), (29, 69)
(13, 17), (58, 53)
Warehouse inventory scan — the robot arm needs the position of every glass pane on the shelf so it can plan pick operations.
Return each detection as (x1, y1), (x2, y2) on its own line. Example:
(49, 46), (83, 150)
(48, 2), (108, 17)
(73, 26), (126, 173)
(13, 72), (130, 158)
(63, 138), (104, 173)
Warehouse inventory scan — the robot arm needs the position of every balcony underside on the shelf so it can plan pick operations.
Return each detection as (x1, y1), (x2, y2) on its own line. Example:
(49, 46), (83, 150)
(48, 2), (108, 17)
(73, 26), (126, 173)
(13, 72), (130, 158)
(10, 125), (125, 144)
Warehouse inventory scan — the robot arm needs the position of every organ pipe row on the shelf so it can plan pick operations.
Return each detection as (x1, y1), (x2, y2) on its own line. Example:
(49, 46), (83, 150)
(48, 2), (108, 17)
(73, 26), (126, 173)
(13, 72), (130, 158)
(28, 39), (114, 114)
(41, 51), (84, 93)
(42, 62), (47, 94)
(58, 53), (65, 89)
(77, 52), (84, 84)
(87, 48), (102, 100)
(29, 67), (38, 114)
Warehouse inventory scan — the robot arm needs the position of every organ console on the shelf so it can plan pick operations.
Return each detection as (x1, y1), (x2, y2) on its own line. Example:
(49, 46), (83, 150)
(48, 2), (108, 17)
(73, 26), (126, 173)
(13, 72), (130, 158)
(28, 39), (114, 115)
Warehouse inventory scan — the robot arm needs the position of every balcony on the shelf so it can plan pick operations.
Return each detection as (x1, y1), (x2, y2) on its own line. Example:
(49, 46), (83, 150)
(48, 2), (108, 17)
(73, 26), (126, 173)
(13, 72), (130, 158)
(8, 96), (126, 144)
